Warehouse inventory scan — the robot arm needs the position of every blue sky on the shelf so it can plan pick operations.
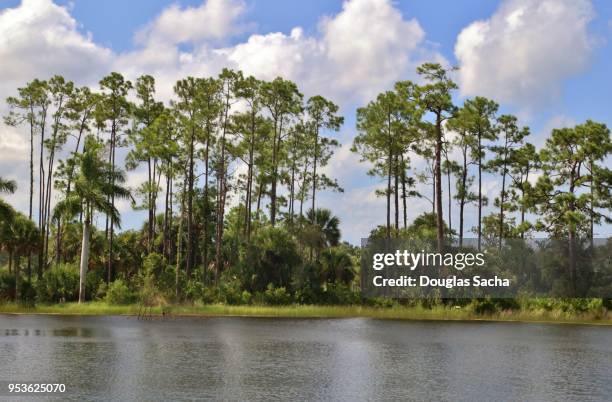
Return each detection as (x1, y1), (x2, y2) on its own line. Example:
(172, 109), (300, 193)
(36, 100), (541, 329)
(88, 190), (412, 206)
(1, 0), (611, 243)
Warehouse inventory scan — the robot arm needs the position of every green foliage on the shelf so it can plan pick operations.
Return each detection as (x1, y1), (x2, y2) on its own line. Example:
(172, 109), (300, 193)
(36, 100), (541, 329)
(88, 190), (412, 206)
(322, 283), (359, 305)
(241, 226), (301, 293)
(263, 284), (291, 305)
(218, 275), (245, 305)
(105, 279), (135, 305)
(2, 62), (612, 313)
(34, 263), (79, 303)
(0, 269), (15, 301)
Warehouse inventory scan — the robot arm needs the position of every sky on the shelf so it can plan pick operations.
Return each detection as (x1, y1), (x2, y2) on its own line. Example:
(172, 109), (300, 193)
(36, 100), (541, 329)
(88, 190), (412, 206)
(0, 0), (611, 244)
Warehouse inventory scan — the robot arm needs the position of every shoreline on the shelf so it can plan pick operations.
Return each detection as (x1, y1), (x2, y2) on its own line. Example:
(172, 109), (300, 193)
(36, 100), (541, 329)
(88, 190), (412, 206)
(0, 303), (610, 326)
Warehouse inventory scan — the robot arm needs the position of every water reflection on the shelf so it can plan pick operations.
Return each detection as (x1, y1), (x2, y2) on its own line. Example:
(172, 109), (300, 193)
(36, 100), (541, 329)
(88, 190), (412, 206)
(0, 315), (610, 401)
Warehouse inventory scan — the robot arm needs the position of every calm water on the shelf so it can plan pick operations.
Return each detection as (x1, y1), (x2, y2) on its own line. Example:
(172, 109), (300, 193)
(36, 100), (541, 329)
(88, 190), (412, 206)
(0, 315), (610, 401)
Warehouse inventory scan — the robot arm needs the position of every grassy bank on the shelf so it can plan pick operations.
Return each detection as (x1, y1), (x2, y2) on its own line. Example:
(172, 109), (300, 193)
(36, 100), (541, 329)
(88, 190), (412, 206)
(0, 302), (610, 325)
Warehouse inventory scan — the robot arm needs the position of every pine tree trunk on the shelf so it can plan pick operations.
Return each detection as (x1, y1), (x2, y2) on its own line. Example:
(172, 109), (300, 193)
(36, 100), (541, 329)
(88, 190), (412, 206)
(435, 115), (444, 252)
(270, 117), (283, 226)
(401, 154), (407, 229)
(176, 185), (186, 299)
(27, 110), (34, 280)
(311, 125), (319, 218)
(459, 149), (467, 247)
(477, 131), (482, 251)
(394, 155), (399, 231)
(186, 125), (195, 278)
(446, 155), (452, 237)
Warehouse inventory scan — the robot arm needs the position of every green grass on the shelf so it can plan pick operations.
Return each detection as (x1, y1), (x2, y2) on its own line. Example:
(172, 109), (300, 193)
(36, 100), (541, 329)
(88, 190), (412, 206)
(0, 302), (610, 325)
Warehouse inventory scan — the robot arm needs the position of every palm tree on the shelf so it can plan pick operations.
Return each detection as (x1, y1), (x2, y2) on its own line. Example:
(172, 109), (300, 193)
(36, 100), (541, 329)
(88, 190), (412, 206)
(0, 211), (38, 299)
(53, 136), (131, 303)
(0, 177), (17, 222)
(320, 247), (355, 285)
(301, 208), (341, 261)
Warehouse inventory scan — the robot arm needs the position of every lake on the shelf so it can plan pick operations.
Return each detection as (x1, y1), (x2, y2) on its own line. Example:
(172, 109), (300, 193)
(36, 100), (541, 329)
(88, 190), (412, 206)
(0, 315), (610, 401)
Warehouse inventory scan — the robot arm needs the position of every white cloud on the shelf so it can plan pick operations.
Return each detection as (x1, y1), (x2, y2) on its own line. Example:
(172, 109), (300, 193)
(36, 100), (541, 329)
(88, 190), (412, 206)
(134, 0), (247, 46)
(223, 0), (444, 103)
(0, 0), (112, 95)
(455, 0), (595, 107)
(0, 0), (113, 215)
(0, 0), (444, 235)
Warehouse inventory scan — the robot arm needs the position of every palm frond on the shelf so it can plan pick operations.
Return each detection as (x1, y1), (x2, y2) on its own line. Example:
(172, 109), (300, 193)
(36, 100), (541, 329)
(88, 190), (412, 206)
(0, 178), (17, 194)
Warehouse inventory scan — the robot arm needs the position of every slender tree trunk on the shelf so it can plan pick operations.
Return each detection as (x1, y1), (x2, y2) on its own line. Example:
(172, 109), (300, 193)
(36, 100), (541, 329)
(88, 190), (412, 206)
(176, 183), (186, 299)
(459, 148), (468, 247)
(38, 111), (47, 279)
(589, 160), (594, 249)
(107, 125), (116, 284)
(401, 154), (407, 229)
(477, 131), (482, 251)
(270, 117), (283, 226)
(215, 91), (231, 280)
(520, 186), (526, 240)
(394, 155), (399, 231)
(186, 123), (195, 278)
(289, 161), (295, 222)
(568, 226), (577, 296)
(445, 155), (452, 237)
(55, 219), (61, 266)
(256, 181), (263, 216)
(14, 254), (20, 302)
(386, 112), (392, 239)
(499, 161), (507, 249)
(148, 158), (153, 253)
(203, 136), (210, 278)
(569, 167), (578, 295)
(245, 118), (255, 238)
(27, 108), (34, 280)
(163, 164), (171, 259)
(79, 213), (91, 303)
(386, 151), (392, 239)
(311, 124), (319, 218)
(435, 115), (444, 252)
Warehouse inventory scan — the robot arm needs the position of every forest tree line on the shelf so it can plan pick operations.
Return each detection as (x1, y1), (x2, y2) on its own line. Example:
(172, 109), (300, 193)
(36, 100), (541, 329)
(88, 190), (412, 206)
(0, 62), (611, 305)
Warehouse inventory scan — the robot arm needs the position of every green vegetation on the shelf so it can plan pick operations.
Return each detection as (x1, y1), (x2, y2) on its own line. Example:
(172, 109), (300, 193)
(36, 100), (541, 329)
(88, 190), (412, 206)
(0, 63), (610, 317)
(1, 300), (610, 326)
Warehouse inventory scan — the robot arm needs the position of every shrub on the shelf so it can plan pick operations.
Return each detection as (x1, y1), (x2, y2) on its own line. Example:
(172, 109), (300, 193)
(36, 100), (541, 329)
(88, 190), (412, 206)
(105, 279), (135, 305)
(241, 227), (302, 292)
(240, 290), (252, 305)
(323, 283), (359, 305)
(263, 284), (291, 305)
(184, 279), (204, 301)
(219, 278), (244, 305)
(35, 263), (79, 303)
(364, 297), (396, 308)
(19, 280), (36, 306)
(470, 299), (498, 315)
(0, 270), (15, 301)
(95, 281), (108, 301)
(142, 253), (175, 296)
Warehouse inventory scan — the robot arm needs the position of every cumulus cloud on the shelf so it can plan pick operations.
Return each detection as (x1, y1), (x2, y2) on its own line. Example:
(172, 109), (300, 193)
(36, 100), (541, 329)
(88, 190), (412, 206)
(0, 0), (444, 237)
(113, 0), (444, 104)
(223, 0), (444, 103)
(0, 0), (113, 210)
(0, 0), (112, 95)
(134, 0), (248, 46)
(455, 0), (595, 107)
